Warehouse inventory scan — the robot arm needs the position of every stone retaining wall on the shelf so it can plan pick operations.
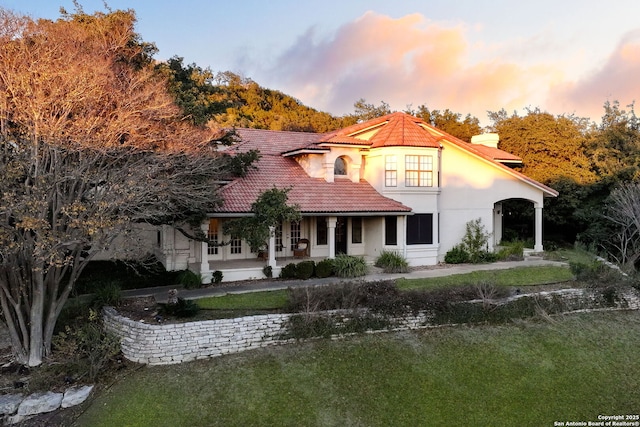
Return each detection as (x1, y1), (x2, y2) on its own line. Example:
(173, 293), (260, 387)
(104, 287), (640, 366)
(103, 308), (295, 365)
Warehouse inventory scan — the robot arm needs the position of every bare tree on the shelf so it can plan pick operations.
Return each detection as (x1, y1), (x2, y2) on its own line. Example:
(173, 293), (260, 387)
(605, 182), (640, 270)
(0, 8), (234, 365)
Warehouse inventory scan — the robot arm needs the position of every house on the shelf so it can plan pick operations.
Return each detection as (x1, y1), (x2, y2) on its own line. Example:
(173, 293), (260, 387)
(155, 112), (558, 282)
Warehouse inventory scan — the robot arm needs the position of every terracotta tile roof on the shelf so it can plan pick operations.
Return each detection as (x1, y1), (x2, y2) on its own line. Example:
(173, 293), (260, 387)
(320, 112), (442, 148)
(225, 128), (326, 156)
(216, 112), (557, 213)
(217, 138), (411, 214)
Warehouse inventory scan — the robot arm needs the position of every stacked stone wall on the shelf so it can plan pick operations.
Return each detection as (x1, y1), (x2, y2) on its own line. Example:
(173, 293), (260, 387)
(104, 288), (640, 366)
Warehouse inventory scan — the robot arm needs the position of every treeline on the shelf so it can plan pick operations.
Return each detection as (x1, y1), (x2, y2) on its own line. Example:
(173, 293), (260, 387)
(156, 57), (355, 132)
(159, 53), (640, 263)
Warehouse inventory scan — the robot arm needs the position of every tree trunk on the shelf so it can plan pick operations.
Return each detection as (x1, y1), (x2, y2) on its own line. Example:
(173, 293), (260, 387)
(27, 270), (45, 366)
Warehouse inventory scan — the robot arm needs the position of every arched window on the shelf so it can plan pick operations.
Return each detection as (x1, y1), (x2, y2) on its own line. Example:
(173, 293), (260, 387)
(334, 157), (347, 176)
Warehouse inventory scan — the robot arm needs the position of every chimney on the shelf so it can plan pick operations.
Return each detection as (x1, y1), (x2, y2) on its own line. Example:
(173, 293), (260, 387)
(470, 133), (499, 149)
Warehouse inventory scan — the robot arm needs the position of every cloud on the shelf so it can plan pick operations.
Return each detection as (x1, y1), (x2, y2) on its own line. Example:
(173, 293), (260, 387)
(261, 12), (640, 124)
(549, 29), (640, 120)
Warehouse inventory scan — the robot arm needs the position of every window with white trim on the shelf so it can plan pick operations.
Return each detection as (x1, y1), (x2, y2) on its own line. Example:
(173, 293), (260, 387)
(290, 222), (301, 251)
(385, 155), (397, 187)
(275, 223), (283, 253)
(405, 155), (433, 187)
(230, 235), (242, 254)
(207, 219), (219, 255)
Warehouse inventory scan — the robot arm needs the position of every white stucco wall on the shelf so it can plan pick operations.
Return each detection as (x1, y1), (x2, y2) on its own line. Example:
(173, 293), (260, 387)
(438, 140), (544, 260)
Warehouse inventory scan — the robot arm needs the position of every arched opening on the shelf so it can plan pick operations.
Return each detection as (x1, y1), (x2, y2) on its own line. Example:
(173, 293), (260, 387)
(334, 157), (347, 176)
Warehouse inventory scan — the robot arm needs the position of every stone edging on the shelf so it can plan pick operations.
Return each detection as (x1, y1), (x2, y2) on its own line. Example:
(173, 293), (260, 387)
(104, 287), (640, 366)
(0, 385), (93, 425)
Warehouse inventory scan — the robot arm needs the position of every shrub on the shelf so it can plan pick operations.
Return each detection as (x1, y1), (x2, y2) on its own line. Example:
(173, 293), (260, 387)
(212, 270), (224, 284)
(315, 259), (334, 278)
(262, 265), (273, 278)
(280, 262), (298, 279)
(462, 218), (491, 263)
(296, 260), (315, 280)
(159, 297), (200, 318)
(178, 270), (202, 289)
(283, 312), (393, 340)
(445, 244), (470, 264)
(286, 281), (402, 314)
(333, 254), (368, 278)
(52, 309), (121, 381)
(90, 281), (122, 309)
(496, 241), (524, 261)
(375, 250), (410, 273)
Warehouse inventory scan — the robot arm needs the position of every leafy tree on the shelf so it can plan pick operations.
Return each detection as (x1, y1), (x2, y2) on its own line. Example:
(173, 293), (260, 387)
(223, 188), (301, 253)
(160, 61), (350, 133)
(412, 105), (482, 142)
(585, 100), (640, 178)
(488, 107), (596, 184)
(156, 56), (229, 126)
(0, 8), (236, 365)
(350, 98), (392, 122)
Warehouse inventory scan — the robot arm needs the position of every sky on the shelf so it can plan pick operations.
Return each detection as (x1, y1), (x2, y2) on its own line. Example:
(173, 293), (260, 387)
(5, 0), (640, 125)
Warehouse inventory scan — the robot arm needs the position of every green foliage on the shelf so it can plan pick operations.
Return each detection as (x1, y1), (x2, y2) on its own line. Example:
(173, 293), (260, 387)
(159, 298), (200, 318)
(333, 254), (368, 278)
(444, 244), (470, 264)
(223, 187), (301, 252)
(284, 312), (392, 340)
(296, 260), (315, 280)
(222, 149), (261, 177)
(280, 263), (298, 279)
(374, 250), (410, 273)
(488, 107), (595, 184)
(315, 258), (334, 278)
(212, 270), (224, 284)
(412, 105), (482, 142)
(462, 218), (491, 263)
(495, 241), (524, 261)
(178, 270), (202, 289)
(349, 98), (392, 122)
(52, 309), (121, 381)
(161, 63), (353, 132)
(90, 282), (122, 309)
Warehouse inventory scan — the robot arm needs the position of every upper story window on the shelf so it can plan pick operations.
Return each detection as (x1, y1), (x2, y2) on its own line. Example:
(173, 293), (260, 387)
(385, 155), (397, 187)
(334, 157), (347, 176)
(405, 155), (433, 187)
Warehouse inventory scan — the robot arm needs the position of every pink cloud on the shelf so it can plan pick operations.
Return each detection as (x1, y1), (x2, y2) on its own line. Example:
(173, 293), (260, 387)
(549, 30), (640, 121)
(264, 12), (640, 124)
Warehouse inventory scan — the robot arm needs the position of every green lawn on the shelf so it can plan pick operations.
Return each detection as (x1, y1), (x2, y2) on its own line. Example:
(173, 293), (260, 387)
(196, 289), (289, 310)
(77, 310), (640, 426)
(397, 265), (574, 290)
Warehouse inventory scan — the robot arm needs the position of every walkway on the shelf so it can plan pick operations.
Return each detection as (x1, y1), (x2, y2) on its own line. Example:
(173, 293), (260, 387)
(122, 258), (568, 303)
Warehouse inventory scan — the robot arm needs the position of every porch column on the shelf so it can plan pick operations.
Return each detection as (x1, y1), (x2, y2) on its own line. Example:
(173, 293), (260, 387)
(327, 217), (337, 259)
(534, 205), (544, 252)
(268, 226), (277, 268)
(200, 222), (210, 273)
